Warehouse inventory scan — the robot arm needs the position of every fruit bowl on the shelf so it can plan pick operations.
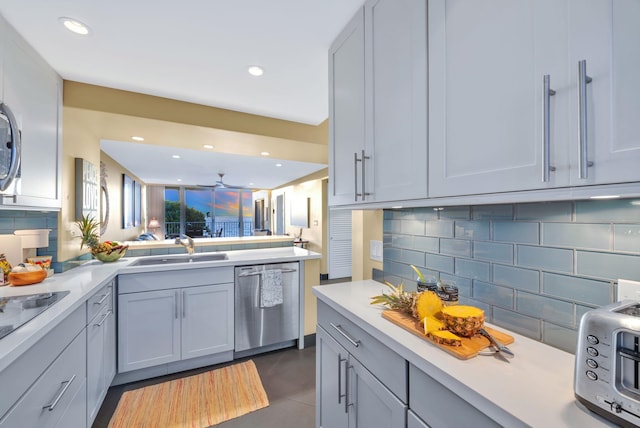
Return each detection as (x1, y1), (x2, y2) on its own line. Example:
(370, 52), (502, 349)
(8, 269), (47, 286)
(93, 246), (128, 263)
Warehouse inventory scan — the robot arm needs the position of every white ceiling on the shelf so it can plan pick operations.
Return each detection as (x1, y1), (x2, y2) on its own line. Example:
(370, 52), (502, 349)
(0, 0), (365, 188)
(101, 139), (327, 189)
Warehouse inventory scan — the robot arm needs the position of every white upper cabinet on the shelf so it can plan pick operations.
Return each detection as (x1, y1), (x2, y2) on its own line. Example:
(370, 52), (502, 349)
(429, 0), (640, 198)
(329, 0), (427, 206)
(428, 0), (568, 197)
(0, 16), (62, 209)
(566, 0), (640, 186)
(366, 0), (428, 203)
(329, 8), (366, 205)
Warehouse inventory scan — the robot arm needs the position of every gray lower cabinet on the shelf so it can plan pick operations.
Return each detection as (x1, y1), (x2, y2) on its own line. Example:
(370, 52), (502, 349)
(317, 327), (406, 428)
(117, 267), (234, 377)
(86, 280), (116, 427)
(409, 364), (501, 428)
(316, 301), (407, 428)
(0, 305), (87, 428)
(407, 410), (429, 428)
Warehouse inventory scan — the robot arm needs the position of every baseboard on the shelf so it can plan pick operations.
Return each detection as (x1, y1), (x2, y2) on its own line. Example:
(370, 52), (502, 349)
(304, 333), (316, 347)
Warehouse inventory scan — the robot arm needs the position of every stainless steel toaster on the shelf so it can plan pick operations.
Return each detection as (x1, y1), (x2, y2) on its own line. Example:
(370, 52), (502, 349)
(575, 300), (640, 427)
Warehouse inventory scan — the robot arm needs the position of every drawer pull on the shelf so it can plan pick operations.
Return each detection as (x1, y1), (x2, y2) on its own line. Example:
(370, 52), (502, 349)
(94, 291), (111, 305)
(330, 323), (361, 348)
(338, 355), (347, 404)
(94, 310), (112, 327)
(42, 374), (76, 411)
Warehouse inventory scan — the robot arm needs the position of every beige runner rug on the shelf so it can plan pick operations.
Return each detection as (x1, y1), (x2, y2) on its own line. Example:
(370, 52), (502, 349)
(108, 360), (269, 427)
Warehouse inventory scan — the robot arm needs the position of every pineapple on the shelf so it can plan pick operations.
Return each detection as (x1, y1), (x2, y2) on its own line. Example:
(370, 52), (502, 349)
(422, 315), (445, 335)
(440, 305), (485, 337)
(413, 291), (444, 321)
(75, 214), (100, 251)
(370, 281), (417, 315)
(429, 330), (462, 346)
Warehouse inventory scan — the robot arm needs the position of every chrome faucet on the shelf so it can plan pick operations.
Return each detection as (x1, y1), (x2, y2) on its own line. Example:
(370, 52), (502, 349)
(175, 234), (195, 255)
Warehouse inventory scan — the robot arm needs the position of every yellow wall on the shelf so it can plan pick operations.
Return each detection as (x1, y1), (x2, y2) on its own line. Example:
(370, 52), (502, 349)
(271, 176), (325, 254)
(351, 209), (383, 281)
(60, 107), (145, 261)
(100, 152), (146, 242)
(59, 107), (101, 261)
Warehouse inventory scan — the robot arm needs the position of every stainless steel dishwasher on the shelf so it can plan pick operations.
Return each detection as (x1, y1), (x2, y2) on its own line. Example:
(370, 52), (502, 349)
(234, 262), (299, 357)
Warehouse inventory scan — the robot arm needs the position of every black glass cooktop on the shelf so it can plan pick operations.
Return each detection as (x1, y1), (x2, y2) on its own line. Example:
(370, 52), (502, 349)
(0, 291), (70, 340)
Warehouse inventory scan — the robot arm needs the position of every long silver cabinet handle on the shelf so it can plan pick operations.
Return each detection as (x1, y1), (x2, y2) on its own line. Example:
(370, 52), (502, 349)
(95, 291), (111, 305)
(338, 355), (347, 404)
(542, 74), (557, 182)
(354, 152), (360, 201)
(330, 323), (361, 348)
(42, 374), (76, 411)
(94, 310), (112, 327)
(344, 363), (353, 413)
(175, 291), (179, 319)
(578, 59), (593, 179)
(182, 290), (186, 318)
(360, 150), (370, 201)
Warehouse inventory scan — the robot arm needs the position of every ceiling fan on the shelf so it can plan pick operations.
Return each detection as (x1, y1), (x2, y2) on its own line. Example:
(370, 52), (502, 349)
(198, 173), (245, 189)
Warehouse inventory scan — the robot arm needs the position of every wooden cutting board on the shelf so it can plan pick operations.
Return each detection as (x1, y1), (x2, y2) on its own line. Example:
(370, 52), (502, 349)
(382, 309), (514, 360)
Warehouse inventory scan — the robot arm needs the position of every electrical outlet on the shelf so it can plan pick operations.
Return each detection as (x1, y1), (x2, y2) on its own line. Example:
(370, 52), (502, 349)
(617, 279), (640, 301)
(370, 240), (383, 262)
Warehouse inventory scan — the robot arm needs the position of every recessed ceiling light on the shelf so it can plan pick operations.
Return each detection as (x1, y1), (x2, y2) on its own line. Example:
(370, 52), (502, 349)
(131, 136), (144, 141)
(249, 182), (255, 186)
(59, 17), (90, 35)
(177, 178), (182, 182)
(275, 163), (282, 167)
(248, 66), (264, 77)
(203, 144), (214, 149)
(260, 151), (270, 156)
(172, 155), (181, 159)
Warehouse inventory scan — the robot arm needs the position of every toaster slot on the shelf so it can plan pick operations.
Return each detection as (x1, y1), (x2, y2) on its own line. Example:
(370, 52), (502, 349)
(617, 332), (640, 399)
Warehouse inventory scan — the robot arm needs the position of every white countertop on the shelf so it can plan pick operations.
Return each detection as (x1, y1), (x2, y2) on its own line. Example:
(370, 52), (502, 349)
(313, 280), (616, 428)
(0, 246), (320, 372)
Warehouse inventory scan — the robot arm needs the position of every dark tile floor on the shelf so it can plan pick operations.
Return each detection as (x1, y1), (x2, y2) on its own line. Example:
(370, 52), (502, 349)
(92, 345), (316, 428)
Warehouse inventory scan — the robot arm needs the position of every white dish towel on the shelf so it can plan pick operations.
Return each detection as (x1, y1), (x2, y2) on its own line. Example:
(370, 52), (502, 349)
(260, 270), (283, 308)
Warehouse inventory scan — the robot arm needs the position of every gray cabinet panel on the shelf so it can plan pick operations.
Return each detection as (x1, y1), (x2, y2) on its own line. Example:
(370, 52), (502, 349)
(409, 364), (500, 428)
(0, 305), (85, 418)
(318, 301), (407, 402)
(118, 289), (181, 372)
(0, 330), (86, 428)
(408, 410), (430, 428)
(349, 356), (407, 428)
(317, 327), (349, 428)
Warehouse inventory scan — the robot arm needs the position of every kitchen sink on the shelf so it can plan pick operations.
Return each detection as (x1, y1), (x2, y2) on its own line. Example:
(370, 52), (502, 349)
(130, 253), (228, 266)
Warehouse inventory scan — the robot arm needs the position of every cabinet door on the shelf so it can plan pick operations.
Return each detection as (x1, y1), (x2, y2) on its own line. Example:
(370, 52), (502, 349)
(2, 31), (61, 208)
(118, 290), (180, 372)
(181, 283), (234, 360)
(104, 302), (117, 384)
(348, 356), (407, 428)
(567, 0), (640, 185)
(86, 306), (107, 425)
(428, 0), (569, 197)
(316, 327), (349, 428)
(408, 410), (430, 428)
(366, 0), (428, 202)
(329, 8), (366, 206)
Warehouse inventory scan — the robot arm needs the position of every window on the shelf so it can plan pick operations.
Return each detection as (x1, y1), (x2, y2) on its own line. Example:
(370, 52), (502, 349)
(164, 187), (254, 238)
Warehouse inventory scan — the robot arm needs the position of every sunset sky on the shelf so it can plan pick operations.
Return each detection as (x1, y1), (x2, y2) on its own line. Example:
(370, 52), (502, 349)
(166, 188), (253, 218)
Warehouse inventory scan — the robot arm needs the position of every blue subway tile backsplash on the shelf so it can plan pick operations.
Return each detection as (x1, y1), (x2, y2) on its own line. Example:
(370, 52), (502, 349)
(383, 198), (640, 353)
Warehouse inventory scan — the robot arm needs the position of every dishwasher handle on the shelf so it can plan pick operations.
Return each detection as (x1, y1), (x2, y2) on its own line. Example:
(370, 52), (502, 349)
(238, 268), (297, 277)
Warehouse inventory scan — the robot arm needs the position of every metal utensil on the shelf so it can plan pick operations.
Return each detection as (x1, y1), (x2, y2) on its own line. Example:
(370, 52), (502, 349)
(479, 328), (514, 359)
